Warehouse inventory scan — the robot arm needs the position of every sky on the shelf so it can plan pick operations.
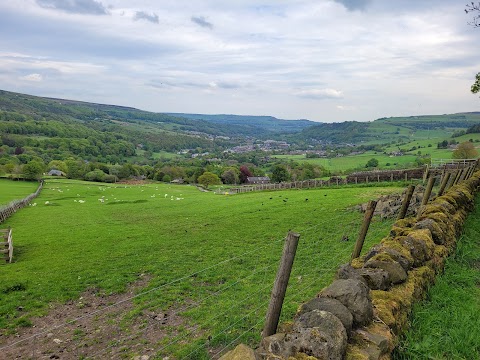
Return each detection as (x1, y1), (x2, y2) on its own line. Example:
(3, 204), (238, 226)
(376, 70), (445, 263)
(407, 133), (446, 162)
(0, 0), (479, 122)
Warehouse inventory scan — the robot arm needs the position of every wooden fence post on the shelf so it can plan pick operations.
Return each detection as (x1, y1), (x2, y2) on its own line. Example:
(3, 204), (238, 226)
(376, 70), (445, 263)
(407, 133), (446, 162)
(458, 167), (468, 183)
(421, 176), (436, 206)
(437, 172), (451, 197)
(351, 200), (377, 260)
(397, 185), (415, 220)
(423, 164), (429, 183)
(466, 165), (475, 179)
(448, 170), (460, 188)
(263, 231), (300, 338)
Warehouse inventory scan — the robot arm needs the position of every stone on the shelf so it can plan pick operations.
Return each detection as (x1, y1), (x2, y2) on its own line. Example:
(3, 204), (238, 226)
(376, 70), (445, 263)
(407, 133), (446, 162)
(318, 279), (373, 326)
(289, 310), (347, 359)
(357, 268), (390, 290)
(219, 343), (257, 360)
(396, 232), (434, 267)
(365, 245), (411, 271)
(352, 329), (390, 353)
(364, 259), (407, 284)
(261, 333), (288, 356)
(414, 218), (445, 245)
(297, 297), (353, 333)
(335, 263), (368, 286)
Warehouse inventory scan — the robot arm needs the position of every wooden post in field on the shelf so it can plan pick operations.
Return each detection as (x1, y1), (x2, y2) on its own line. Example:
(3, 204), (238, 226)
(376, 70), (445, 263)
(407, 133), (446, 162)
(397, 185), (415, 220)
(421, 176), (436, 206)
(404, 172), (408, 182)
(351, 200), (377, 260)
(437, 172), (451, 197)
(263, 231), (300, 338)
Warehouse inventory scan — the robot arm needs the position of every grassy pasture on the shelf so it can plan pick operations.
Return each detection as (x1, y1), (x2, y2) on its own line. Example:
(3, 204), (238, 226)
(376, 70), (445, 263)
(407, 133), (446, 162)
(0, 179), (403, 357)
(275, 152), (422, 172)
(0, 179), (39, 205)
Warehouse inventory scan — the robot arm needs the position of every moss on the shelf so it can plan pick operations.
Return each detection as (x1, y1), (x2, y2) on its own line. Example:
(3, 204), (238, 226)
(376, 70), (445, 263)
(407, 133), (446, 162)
(368, 252), (396, 263)
(350, 257), (365, 269)
(278, 321), (294, 334)
(429, 198), (457, 215)
(414, 218), (446, 245)
(380, 239), (414, 265)
(344, 345), (370, 360)
(407, 229), (436, 257)
(389, 218), (415, 237)
(371, 290), (400, 330)
(349, 322), (395, 354)
(371, 267), (434, 334)
(289, 354), (318, 360)
(419, 204), (448, 216)
(425, 245), (448, 274)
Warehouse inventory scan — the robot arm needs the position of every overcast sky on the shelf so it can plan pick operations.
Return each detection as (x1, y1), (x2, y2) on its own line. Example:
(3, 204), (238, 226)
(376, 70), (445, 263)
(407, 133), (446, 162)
(1, 0), (479, 122)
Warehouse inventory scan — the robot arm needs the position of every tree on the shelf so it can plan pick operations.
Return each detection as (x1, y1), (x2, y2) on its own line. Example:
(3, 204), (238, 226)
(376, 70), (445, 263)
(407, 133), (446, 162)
(466, 3), (480, 94)
(365, 158), (379, 168)
(197, 171), (222, 188)
(239, 165), (252, 184)
(271, 164), (290, 183)
(453, 141), (479, 159)
(465, 2), (480, 27)
(221, 167), (239, 184)
(23, 160), (45, 180)
(47, 160), (67, 173)
(84, 169), (106, 182)
(472, 72), (480, 94)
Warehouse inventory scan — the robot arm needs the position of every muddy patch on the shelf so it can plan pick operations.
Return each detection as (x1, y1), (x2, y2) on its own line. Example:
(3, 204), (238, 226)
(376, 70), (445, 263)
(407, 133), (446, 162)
(0, 275), (195, 359)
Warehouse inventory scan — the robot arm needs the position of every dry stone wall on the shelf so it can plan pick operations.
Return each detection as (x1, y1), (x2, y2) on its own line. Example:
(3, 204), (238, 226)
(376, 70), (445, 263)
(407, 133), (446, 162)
(221, 170), (480, 360)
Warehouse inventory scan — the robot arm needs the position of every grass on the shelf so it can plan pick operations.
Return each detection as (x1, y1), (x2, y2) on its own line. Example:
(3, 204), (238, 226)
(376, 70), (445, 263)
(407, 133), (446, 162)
(393, 194), (480, 360)
(0, 179), (402, 357)
(274, 152), (423, 172)
(0, 179), (39, 205)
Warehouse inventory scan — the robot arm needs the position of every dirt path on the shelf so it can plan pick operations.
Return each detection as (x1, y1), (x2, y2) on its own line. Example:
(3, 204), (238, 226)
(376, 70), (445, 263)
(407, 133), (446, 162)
(0, 275), (190, 359)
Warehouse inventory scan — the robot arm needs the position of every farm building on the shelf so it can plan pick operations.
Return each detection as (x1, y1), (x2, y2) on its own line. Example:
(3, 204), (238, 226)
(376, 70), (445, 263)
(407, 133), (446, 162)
(47, 169), (66, 176)
(247, 176), (270, 184)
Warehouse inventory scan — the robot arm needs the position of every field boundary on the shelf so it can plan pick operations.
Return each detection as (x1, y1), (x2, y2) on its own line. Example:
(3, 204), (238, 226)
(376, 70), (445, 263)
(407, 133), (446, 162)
(0, 181), (43, 225)
(223, 167), (480, 359)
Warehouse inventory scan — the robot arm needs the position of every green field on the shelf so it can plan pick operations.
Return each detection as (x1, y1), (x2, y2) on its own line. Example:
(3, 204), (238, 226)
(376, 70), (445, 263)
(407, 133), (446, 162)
(0, 179), (402, 358)
(0, 179), (39, 205)
(274, 152), (423, 173)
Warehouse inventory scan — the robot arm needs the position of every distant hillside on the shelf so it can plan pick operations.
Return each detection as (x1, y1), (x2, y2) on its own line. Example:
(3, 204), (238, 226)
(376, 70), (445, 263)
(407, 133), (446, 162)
(0, 90), (314, 140)
(296, 113), (480, 145)
(166, 113), (315, 134)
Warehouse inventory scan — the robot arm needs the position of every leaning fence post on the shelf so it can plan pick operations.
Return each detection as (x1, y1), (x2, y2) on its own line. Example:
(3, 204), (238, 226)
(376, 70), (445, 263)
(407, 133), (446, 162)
(397, 185), (415, 220)
(351, 200), (377, 260)
(437, 172), (451, 197)
(454, 168), (465, 185)
(263, 231), (300, 338)
(421, 176), (436, 206)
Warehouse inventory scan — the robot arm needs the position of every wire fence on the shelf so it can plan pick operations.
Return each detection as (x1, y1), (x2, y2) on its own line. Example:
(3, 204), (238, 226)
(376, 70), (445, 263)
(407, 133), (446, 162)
(0, 190), (399, 359)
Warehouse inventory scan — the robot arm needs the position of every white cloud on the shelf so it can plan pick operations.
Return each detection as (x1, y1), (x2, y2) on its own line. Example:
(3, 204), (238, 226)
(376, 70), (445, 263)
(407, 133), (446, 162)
(20, 73), (43, 82)
(295, 89), (344, 100)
